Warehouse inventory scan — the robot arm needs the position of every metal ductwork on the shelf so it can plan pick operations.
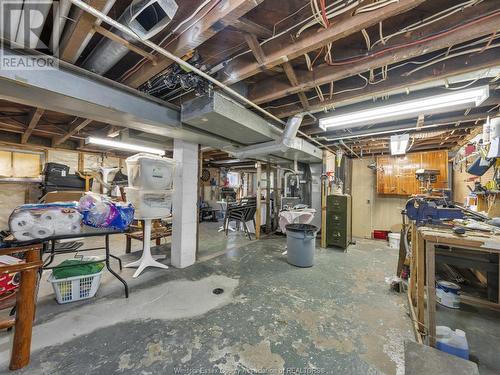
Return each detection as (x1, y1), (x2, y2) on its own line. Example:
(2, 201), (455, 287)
(182, 92), (322, 163)
(182, 91), (283, 145)
(83, 0), (178, 75)
(230, 114), (304, 158)
(230, 114), (322, 163)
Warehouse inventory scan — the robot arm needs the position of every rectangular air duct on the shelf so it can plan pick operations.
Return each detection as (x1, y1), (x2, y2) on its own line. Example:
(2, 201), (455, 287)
(182, 93), (322, 163)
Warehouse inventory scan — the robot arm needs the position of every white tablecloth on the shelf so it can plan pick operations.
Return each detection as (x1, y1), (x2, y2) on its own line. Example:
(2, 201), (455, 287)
(278, 209), (316, 233)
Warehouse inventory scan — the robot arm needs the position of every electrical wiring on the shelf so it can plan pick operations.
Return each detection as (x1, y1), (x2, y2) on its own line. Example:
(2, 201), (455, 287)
(323, 11), (500, 66)
(272, 3), (310, 36)
(404, 41), (500, 75)
(354, 0), (399, 14)
(369, 0), (483, 49)
(225, 0), (355, 66)
(442, 69), (491, 91)
(264, 34), (497, 113)
(296, 0), (361, 38)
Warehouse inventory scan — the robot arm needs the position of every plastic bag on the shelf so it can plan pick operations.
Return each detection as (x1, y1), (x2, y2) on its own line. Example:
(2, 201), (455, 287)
(9, 202), (82, 241)
(78, 193), (134, 230)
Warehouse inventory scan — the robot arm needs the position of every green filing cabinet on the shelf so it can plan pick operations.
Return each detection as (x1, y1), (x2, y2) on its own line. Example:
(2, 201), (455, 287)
(326, 194), (352, 250)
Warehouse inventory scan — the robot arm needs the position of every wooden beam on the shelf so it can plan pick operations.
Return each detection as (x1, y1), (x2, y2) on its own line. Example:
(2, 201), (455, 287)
(244, 33), (266, 65)
(282, 62), (309, 109)
(53, 119), (93, 146)
(250, 4), (500, 105)
(231, 17), (272, 38)
(274, 48), (500, 119)
(60, 0), (109, 63)
(221, 0), (426, 84)
(21, 108), (44, 144)
(124, 0), (264, 88)
(93, 25), (158, 65)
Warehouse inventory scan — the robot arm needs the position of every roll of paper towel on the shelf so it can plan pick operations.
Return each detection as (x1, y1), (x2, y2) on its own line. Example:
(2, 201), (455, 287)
(30, 225), (54, 239)
(13, 231), (34, 241)
(10, 212), (35, 232)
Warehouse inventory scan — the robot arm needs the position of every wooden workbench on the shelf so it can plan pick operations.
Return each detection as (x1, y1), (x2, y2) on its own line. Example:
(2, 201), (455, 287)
(408, 225), (500, 347)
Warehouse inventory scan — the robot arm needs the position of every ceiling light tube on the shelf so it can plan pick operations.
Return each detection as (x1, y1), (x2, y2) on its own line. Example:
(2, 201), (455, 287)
(85, 137), (165, 155)
(319, 85), (489, 131)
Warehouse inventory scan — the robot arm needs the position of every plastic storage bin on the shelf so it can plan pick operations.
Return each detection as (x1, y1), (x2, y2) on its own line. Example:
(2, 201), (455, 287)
(126, 153), (176, 190)
(436, 326), (469, 360)
(48, 269), (103, 304)
(388, 232), (401, 249)
(125, 187), (172, 219)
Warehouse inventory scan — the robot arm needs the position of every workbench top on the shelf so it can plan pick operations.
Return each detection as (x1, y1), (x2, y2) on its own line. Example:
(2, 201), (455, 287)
(418, 226), (500, 251)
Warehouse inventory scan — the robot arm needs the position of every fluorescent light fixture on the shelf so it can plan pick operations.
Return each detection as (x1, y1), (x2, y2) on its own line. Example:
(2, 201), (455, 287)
(85, 137), (165, 155)
(319, 85), (489, 130)
(390, 134), (409, 155)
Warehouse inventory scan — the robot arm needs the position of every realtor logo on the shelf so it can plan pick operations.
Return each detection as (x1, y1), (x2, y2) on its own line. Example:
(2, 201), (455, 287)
(0, 1), (60, 70)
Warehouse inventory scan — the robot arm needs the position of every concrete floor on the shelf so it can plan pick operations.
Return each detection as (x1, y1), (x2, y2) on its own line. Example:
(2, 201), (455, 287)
(0, 227), (425, 374)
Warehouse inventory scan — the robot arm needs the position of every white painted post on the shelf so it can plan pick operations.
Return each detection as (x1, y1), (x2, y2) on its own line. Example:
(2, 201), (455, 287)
(172, 140), (199, 268)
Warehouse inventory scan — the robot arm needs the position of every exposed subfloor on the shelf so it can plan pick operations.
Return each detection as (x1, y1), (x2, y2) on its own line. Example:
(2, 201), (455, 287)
(0, 228), (446, 374)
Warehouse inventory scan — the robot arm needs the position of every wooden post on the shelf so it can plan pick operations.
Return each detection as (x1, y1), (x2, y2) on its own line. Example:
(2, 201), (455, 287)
(409, 223), (417, 304)
(255, 162), (262, 240)
(321, 150), (328, 248)
(426, 241), (437, 347)
(265, 163), (271, 234)
(9, 247), (40, 370)
(273, 166), (280, 232)
(417, 228), (425, 332)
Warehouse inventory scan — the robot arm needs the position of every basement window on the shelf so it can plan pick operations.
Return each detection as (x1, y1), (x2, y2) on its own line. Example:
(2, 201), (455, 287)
(226, 172), (240, 188)
(135, 2), (168, 32)
(0, 149), (43, 181)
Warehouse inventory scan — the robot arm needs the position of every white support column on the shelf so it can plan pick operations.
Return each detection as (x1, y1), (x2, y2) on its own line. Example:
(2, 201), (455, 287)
(172, 140), (199, 268)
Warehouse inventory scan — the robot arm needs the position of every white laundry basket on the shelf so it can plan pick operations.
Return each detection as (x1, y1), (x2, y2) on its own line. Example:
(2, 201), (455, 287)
(48, 268), (104, 304)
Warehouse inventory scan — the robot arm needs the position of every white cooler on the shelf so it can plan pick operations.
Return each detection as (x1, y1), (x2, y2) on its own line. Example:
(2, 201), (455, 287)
(125, 187), (172, 219)
(126, 153), (176, 190)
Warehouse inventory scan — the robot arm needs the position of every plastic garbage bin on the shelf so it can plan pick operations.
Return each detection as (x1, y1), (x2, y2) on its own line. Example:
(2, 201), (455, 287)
(285, 224), (319, 267)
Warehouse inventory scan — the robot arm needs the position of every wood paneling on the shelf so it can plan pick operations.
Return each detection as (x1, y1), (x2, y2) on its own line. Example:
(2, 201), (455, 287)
(377, 151), (449, 195)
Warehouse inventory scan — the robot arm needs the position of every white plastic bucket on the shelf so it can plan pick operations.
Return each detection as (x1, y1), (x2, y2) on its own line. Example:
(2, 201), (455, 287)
(388, 232), (401, 249)
(125, 187), (172, 219)
(126, 153), (176, 190)
(436, 280), (461, 309)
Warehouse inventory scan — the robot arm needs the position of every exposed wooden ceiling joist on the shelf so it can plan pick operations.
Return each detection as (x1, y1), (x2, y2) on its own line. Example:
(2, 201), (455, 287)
(282, 62), (309, 109)
(244, 32), (266, 65)
(273, 48), (500, 119)
(249, 3), (500, 105)
(221, 0), (426, 84)
(124, 0), (265, 88)
(53, 119), (93, 146)
(60, 0), (110, 63)
(231, 17), (272, 39)
(21, 108), (44, 144)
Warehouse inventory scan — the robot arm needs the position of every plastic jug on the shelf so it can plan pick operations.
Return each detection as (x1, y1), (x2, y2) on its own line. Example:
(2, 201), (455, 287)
(436, 326), (469, 360)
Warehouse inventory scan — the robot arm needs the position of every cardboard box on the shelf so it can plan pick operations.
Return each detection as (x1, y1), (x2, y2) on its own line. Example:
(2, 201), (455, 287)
(41, 191), (85, 203)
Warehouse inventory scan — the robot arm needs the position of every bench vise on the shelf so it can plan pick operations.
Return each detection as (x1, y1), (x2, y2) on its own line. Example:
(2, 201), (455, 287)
(405, 197), (464, 225)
